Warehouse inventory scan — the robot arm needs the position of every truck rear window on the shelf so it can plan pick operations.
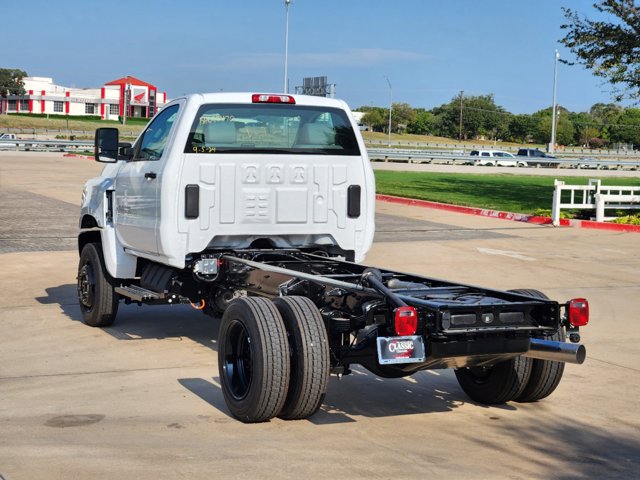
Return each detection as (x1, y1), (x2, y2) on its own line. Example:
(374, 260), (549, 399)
(184, 104), (360, 155)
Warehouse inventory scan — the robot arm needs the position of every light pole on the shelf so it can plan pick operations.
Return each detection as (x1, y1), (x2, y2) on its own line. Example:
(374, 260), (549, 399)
(459, 90), (464, 141)
(283, 0), (292, 93)
(549, 49), (560, 154)
(385, 76), (392, 147)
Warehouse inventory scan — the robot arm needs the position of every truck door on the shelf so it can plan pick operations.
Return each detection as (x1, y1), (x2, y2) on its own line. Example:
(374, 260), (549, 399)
(114, 104), (179, 255)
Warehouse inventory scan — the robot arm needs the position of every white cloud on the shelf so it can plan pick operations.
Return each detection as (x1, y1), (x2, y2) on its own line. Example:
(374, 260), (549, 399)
(179, 49), (429, 71)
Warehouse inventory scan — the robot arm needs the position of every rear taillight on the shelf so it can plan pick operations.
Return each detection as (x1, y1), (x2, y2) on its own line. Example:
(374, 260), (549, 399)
(251, 94), (296, 104)
(394, 306), (418, 336)
(568, 298), (589, 327)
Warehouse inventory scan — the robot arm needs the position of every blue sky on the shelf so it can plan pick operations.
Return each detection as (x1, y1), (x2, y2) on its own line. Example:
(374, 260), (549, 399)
(6, 0), (623, 114)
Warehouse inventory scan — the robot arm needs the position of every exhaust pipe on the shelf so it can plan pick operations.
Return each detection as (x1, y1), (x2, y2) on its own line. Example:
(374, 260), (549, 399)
(524, 338), (586, 365)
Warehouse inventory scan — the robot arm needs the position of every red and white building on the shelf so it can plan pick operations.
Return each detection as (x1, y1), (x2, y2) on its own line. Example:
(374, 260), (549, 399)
(0, 75), (168, 120)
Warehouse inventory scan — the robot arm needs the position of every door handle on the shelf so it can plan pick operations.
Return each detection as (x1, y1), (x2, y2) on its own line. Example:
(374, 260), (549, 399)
(145, 172), (157, 180)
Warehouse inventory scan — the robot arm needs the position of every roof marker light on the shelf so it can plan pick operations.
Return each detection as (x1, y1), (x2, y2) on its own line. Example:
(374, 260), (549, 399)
(252, 94), (296, 104)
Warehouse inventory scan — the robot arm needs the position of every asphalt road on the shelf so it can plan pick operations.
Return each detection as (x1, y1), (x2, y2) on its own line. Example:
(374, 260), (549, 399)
(1, 152), (639, 479)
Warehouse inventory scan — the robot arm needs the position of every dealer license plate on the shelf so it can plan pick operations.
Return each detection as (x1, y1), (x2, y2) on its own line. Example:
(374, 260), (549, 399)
(376, 336), (425, 365)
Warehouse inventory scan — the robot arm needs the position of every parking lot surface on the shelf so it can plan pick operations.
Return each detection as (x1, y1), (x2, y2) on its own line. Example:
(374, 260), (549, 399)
(1, 152), (639, 479)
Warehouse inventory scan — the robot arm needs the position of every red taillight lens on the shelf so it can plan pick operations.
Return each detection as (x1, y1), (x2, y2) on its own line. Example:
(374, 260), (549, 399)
(251, 94), (296, 104)
(568, 298), (589, 327)
(394, 306), (418, 336)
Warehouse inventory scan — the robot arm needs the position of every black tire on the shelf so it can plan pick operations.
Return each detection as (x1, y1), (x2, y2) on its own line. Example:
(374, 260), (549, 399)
(77, 242), (119, 327)
(455, 356), (532, 404)
(218, 297), (290, 423)
(508, 289), (566, 403)
(273, 296), (330, 420)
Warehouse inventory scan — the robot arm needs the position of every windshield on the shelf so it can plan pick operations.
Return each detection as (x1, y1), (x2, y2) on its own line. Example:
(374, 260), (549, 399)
(184, 103), (360, 155)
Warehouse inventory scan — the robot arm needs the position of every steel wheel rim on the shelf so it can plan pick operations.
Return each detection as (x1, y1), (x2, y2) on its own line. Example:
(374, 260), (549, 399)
(77, 263), (95, 310)
(224, 320), (252, 400)
(466, 366), (492, 385)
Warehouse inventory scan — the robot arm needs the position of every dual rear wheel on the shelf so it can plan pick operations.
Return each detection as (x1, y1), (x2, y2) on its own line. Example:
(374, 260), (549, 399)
(454, 289), (566, 405)
(218, 296), (330, 423)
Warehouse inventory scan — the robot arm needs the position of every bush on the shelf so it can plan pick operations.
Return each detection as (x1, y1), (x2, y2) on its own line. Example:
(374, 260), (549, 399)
(612, 214), (640, 225)
(588, 137), (608, 149)
(533, 208), (572, 219)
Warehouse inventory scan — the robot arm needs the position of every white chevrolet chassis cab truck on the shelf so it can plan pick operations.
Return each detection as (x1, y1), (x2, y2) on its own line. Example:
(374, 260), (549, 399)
(79, 92), (589, 423)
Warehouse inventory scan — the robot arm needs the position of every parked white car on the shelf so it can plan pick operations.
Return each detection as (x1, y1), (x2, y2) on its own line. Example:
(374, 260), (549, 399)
(470, 150), (527, 167)
(0, 133), (18, 150)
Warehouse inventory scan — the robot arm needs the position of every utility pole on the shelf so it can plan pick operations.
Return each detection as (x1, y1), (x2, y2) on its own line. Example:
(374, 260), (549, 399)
(459, 90), (464, 141)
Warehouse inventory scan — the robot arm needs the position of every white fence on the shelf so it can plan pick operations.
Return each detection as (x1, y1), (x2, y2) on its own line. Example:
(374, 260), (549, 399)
(551, 179), (640, 225)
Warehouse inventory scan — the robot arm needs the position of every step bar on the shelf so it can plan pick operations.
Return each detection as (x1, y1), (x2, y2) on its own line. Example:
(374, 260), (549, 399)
(115, 285), (163, 302)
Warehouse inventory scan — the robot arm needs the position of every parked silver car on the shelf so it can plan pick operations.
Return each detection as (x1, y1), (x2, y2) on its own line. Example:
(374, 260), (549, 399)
(470, 150), (528, 167)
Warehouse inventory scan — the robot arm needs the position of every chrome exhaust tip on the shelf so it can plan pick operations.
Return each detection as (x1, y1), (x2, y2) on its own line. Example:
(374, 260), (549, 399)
(524, 338), (586, 365)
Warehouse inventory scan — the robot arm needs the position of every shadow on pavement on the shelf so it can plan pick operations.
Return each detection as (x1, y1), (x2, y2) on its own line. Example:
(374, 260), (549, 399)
(178, 366), (520, 424)
(36, 284), (84, 321)
(466, 411), (640, 479)
(36, 283), (221, 350)
(178, 378), (230, 418)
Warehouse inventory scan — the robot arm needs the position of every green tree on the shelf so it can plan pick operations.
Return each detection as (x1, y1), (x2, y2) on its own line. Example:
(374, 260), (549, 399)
(431, 93), (509, 140)
(590, 102), (622, 124)
(560, 0), (640, 101)
(531, 107), (576, 146)
(589, 102), (622, 140)
(608, 107), (640, 146)
(406, 109), (436, 135)
(569, 111), (601, 146)
(390, 102), (416, 133)
(0, 68), (27, 97)
(507, 114), (536, 143)
(360, 107), (387, 132)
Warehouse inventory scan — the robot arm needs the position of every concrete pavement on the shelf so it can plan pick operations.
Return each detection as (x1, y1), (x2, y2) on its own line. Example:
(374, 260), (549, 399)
(1, 152), (638, 479)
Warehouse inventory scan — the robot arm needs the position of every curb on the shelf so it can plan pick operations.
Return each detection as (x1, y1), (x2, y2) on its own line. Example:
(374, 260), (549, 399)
(376, 194), (640, 233)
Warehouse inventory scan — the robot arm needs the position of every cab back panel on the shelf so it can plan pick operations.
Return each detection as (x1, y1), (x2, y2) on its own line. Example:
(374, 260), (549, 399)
(175, 154), (368, 256)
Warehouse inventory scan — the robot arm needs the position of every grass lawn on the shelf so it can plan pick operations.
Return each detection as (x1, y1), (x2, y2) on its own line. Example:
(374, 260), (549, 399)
(362, 131), (527, 148)
(0, 114), (146, 137)
(374, 170), (640, 214)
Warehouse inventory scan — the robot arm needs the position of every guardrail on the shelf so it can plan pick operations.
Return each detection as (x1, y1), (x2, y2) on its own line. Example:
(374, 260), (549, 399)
(1, 128), (140, 137)
(0, 139), (93, 152)
(2, 141), (640, 172)
(368, 148), (640, 170)
(365, 139), (640, 157)
(551, 179), (640, 225)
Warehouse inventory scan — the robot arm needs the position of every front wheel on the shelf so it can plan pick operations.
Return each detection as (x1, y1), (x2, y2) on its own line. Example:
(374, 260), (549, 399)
(77, 242), (119, 327)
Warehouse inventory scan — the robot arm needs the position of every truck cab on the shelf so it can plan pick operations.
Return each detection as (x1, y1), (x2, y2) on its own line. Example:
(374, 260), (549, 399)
(82, 93), (376, 280)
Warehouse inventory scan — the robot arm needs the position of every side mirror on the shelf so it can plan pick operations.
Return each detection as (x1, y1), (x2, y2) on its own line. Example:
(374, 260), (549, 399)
(94, 128), (120, 163)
